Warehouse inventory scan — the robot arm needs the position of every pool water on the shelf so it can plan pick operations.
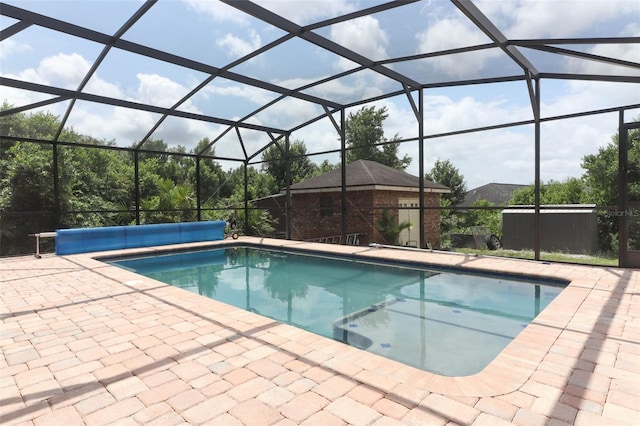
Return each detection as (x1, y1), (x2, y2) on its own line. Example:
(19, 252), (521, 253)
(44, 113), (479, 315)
(109, 246), (565, 376)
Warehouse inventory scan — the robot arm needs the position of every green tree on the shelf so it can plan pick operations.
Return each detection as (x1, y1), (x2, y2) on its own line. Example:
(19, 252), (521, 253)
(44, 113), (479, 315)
(191, 138), (229, 208)
(581, 120), (640, 251)
(424, 159), (466, 242)
(0, 140), (57, 255)
(140, 178), (197, 224)
(345, 106), (411, 170)
(0, 108), (135, 253)
(469, 199), (502, 236)
(316, 159), (338, 175)
(222, 165), (277, 236)
(225, 165), (275, 203)
(425, 159), (466, 206)
(58, 144), (134, 227)
(261, 140), (318, 192)
(509, 178), (587, 205)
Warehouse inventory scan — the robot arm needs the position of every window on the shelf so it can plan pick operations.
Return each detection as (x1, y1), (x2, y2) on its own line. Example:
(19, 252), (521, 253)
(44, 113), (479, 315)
(320, 197), (334, 216)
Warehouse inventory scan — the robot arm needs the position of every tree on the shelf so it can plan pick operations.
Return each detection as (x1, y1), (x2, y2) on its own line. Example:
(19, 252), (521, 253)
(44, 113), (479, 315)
(316, 159), (338, 175)
(425, 159), (467, 206)
(375, 209), (412, 245)
(581, 120), (640, 251)
(140, 178), (197, 224)
(58, 144), (134, 227)
(261, 140), (318, 192)
(222, 165), (277, 236)
(345, 106), (411, 170)
(191, 138), (229, 208)
(424, 159), (466, 242)
(469, 199), (502, 236)
(0, 108), (135, 253)
(509, 178), (587, 205)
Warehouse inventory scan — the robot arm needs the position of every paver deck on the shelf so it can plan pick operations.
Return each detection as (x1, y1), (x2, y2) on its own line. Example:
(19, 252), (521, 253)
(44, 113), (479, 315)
(1, 237), (638, 425)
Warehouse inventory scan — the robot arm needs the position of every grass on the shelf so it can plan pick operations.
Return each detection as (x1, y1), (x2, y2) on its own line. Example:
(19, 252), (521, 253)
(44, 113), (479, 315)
(452, 248), (619, 266)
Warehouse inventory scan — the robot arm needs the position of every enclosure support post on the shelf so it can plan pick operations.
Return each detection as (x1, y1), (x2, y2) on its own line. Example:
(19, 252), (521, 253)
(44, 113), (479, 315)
(134, 150), (140, 225)
(340, 109), (347, 244)
(243, 161), (249, 233)
(533, 78), (541, 260)
(418, 88), (425, 249)
(285, 134), (292, 240)
(53, 142), (61, 229)
(618, 109), (626, 267)
(195, 156), (201, 221)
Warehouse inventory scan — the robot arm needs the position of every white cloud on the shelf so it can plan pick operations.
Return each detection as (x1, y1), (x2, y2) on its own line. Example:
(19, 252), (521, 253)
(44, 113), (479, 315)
(7, 67), (44, 86)
(134, 73), (198, 110)
(0, 86), (50, 110)
(184, 0), (354, 26)
(3, 52), (123, 102)
(70, 102), (222, 151)
(216, 29), (262, 59)
(415, 18), (499, 78)
(564, 24), (640, 76)
(202, 83), (276, 106)
(392, 84), (627, 188)
(417, 18), (490, 52)
(256, 0), (354, 25)
(476, 0), (640, 38)
(83, 75), (123, 99)
(350, 92), (609, 188)
(35, 53), (90, 89)
(299, 73), (383, 103)
(70, 106), (156, 145)
(252, 97), (322, 130)
(0, 38), (32, 61)
(291, 118), (342, 155)
(541, 80), (640, 118)
(182, 0), (248, 24)
(330, 16), (389, 71)
(424, 95), (531, 135)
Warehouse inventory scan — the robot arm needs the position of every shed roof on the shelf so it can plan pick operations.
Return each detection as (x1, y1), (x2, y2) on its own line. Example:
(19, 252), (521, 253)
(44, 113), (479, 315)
(288, 160), (450, 193)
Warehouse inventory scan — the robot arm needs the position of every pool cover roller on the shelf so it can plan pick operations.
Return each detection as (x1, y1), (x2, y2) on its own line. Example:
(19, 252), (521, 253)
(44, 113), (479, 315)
(55, 221), (226, 255)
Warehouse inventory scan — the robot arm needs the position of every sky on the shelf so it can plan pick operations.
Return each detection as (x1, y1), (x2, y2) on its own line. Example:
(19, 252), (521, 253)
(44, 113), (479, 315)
(1, 0), (639, 189)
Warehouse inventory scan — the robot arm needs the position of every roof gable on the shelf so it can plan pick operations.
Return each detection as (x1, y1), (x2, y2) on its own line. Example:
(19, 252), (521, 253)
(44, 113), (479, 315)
(458, 183), (528, 207)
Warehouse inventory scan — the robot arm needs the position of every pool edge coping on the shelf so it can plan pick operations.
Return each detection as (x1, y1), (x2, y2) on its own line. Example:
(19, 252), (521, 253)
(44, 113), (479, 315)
(76, 236), (610, 398)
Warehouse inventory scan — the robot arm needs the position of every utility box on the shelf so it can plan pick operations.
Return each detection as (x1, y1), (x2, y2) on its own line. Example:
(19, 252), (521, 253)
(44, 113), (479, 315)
(502, 205), (598, 254)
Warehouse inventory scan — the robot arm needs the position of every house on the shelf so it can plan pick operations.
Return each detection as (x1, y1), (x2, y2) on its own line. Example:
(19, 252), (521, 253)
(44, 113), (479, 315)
(286, 159), (450, 247)
(458, 183), (528, 208)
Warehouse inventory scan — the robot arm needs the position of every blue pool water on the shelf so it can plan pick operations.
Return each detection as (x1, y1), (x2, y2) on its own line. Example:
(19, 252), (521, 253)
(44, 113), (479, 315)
(109, 246), (565, 376)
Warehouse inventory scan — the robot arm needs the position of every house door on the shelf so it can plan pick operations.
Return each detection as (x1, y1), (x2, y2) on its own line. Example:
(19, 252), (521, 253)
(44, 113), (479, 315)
(398, 198), (419, 247)
(620, 121), (640, 268)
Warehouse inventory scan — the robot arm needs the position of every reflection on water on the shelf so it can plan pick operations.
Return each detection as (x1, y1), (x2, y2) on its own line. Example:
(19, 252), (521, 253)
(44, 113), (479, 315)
(110, 247), (565, 376)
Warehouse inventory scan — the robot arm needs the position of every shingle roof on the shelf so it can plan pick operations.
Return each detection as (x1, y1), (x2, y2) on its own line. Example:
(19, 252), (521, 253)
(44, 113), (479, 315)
(288, 159), (450, 192)
(458, 183), (528, 207)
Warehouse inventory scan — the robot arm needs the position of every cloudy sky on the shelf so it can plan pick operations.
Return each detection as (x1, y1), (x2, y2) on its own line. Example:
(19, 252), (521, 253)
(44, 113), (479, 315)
(1, 0), (639, 189)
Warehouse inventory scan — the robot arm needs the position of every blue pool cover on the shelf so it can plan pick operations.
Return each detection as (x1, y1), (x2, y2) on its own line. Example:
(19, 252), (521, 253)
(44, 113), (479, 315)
(55, 221), (226, 255)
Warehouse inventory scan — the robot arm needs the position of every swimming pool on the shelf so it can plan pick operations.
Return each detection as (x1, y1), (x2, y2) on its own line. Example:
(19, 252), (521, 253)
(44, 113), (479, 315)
(108, 245), (565, 376)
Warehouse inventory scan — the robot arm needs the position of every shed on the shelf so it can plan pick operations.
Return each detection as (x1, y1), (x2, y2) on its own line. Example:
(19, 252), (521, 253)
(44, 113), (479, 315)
(288, 160), (450, 247)
(502, 205), (598, 254)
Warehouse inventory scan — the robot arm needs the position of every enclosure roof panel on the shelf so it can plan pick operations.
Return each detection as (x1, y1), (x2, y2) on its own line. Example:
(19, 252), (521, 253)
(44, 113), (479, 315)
(1, 0), (638, 155)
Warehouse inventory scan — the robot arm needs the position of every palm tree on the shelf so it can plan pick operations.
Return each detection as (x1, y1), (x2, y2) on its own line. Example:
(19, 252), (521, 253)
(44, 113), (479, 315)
(375, 209), (411, 245)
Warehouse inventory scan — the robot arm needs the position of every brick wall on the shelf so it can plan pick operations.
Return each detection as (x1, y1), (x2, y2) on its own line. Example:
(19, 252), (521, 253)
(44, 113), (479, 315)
(291, 189), (441, 247)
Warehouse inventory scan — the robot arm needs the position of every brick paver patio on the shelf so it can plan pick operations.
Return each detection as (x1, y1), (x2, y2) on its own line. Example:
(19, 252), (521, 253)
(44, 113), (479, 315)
(1, 237), (638, 425)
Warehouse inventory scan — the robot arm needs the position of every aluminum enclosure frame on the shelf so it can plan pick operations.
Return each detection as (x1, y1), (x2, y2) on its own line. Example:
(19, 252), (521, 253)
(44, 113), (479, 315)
(1, 0), (639, 263)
